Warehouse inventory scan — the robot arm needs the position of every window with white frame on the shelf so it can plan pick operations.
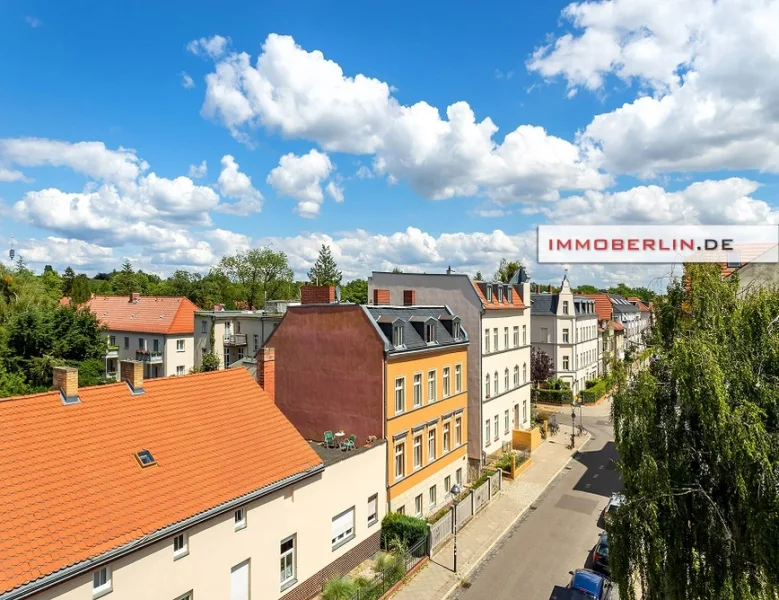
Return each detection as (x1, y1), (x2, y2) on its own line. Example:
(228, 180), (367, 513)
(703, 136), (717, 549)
(455, 416), (462, 446)
(563, 328), (569, 343)
(393, 325), (404, 348)
(109, 335), (116, 346)
(444, 475), (451, 495)
(443, 367), (450, 397)
(484, 329), (490, 353)
(493, 371), (498, 395)
(368, 494), (378, 525)
(280, 535), (296, 586)
(485, 418), (491, 445)
(504, 410), (510, 434)
(504, 327), (509, 348)
(429, 484), (437, 507)
(513, 326), (519, 347)
(331, 507), (355, 549)
(426, 322), (436, 343)
(231, 561), (249, 600)
(235, 508), (246, 530)
(428, 370), (436, 402)
(177, 339), (185, 352)
(139, 337), (145, 350)
(497, 286), (503, 303)
(415, 494), (423, 516)
(413, 373), (422, 407)
(456, 468), (462, 486)
(453, 320), (461, 340)
(92, 566), (111, 598)
(455, 364), (462, 393)
(395, 377), (405, 414)
(201, 320), (207, 334)
(514, 365), (519, 387)
(443, 422), (450, 452)
(173, 532), (188, 558)
(485, 374), (490, 397)
(395, 443), (405, 479)
(428, 428), (436, 461)
(563, 301), (569, 315)
(504, 368), (509, 391)
(523, 400), (528, 422)
(486, 285), (492, 301)
(223, 351), (230, 368)
(493, 328), (498, 350)
(523, 324), (527, 345)
(523, 363), (527, 383)
(176, 365), (185, 376)
(563, 356), (570, 370)
(507, 287), (513, 303)
(413, 435), (422, 469)
(493, 415), (499, 441)
(253, 334), (259, 351)
(238, 348), (244, 361)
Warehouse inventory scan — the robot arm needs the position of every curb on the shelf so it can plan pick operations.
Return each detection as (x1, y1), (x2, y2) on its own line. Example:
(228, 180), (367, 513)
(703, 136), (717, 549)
(439, 432), (593, 600)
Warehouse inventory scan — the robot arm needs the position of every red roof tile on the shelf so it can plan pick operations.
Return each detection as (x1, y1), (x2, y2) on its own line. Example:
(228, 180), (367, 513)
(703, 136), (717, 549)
(0, 369), (322, 595)
(610, 321), (625, 332)
(85, 295), (200, 334)
(627, 297), (651, 312)
(584, 294), (613, 321)
(472, 281), (527, 310)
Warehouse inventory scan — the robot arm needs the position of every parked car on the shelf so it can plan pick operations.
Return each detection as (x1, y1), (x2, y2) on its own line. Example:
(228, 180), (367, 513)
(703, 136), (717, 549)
(567, 568), (613, 600)
(604, 492), (624, 521)
(592, 532), (609, 574)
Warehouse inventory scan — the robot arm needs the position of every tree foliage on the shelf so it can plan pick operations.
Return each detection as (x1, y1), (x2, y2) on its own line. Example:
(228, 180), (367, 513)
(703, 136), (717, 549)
(531, 348), (554, 387)
(609, 264), (779, 600)
(308, 244), (342, 286)
(341, 278), (368, 304)
(220, 248), (295, 309)
(494, 258), (521, 283)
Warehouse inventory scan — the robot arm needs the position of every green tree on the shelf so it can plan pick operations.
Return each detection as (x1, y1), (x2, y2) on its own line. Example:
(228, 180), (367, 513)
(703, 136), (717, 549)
(61, 266), (76, 296)
(573, 284), (600, 294)
(220, 248), (295, 309)
(392, 267), (403, 274)
(40, 267), (63, 301)
(71, 275), (92, 305)
(530, 348), (554, 387)
(308, 244), (342, 286)
(475, 271), (484, 280)
(341, 279), (368, 304)
(14, 254), (30, 275)
(112, 260), (138, 295)
(494, 259), (521, 283)
(609, 263), (779, 600)
(192, 352), (221, 373)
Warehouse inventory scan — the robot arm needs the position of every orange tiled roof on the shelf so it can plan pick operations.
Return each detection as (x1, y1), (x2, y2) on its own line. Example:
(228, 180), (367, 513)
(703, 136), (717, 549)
(0, 369), (322, 596)
(609, 321), (625, 332)
(627, 297), (651, 312)
(584, 294), (612, 321)
(472, 281), (527, 310)
(85, 295), (200, 334)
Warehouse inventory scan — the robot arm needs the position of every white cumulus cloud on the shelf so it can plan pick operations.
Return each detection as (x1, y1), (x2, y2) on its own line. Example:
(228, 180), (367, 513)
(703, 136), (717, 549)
(216, 154), (263, 215)
(187, 35), (230, 59)
(188, 160), (207, 179)
(181, 72), (195, 89)
(267, 149), (340, 218)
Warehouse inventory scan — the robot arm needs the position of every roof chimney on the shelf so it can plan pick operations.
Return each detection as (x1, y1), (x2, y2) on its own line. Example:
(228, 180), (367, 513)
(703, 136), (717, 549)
(373, 289), (390, 305)
(446, 266), (453, 275)
(403, 290), (416, 306)
(300, 285), (336, 305)
(548, 284), (553, 293)
(120, 359), (144, 394)
(53, 366), (80, 405)
(257, 347), (275, 402)
(130, 292), (141, 303)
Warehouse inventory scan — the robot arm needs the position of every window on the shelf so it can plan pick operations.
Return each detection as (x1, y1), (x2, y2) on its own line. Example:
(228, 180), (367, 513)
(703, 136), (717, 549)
(504, 327), (509, 348)
(238, 348), (244, 361)
(456, 468), (463, 486)
(493, 371), (499, 395)
(395, 443), (405, 479)
(235, 508), (246, 530)
(136, 449), (156, 467)
(504, 368), (509, 391)
(201, 320), (207, 334)
(493, 415), (499, 441)
(453, 320), (461, 340)
(397, 506), (405, 515)
(331, 507), (355, 549)
(497, 286), (503, 303)
(177, 339), (185, 352)
(428, 370), (437, 402)
(443, 367), (450, 397)
(428, 429), (436, 461)
(485, 418), (491, 445)
(368, 494), (378, 526)
(429, 484), (437, 508)
(563, 356), (570, 370)
(280, 536), (296, 586)
(92, 566), (111, 598)
(415, 494), (423, 516)
(253, 334), (259, 351)
(455, 364), (462, 393)
(173, 532), (188, 559)
(513, 326), (519, 347)
(523, 325), (527, 345)
(455, 416), (462, 446)
(413, 373), (422, 407)
(514, 365), (519, 387)
(563, 328), (569, 343)
(485, 374), (490, 398)
(139, 337), (145, 350)
(124, 336), (129, 349)
(523, 363), (527, 383)
(223, 351), (230, 368)
(109, 335), (116, 346)
(540, 327), (549, 342)
(443, 422), (450, 452)
(426, 323), (436, 343)
(563, 301), (570, 315)
(523, 400), (528, 423)
(486, 284), (492, 301)
(393, 325), (404, 347)
(231, 561), (249, 600)
(394, 377), (405, 415)
(504, 410), (510, 434)
(444, 475), (451, 495)
(507, 287), (513, 303)
(176, 365), (185, 376)
(153, 339), (159, 352)
(484, 329), (490, 353)
(413, 435), (422, 469)
(493, 328), (498, 350)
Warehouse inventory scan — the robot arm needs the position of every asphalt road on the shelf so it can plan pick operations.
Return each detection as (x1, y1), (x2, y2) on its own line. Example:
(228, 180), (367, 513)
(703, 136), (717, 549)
(455, 414), (621, 600)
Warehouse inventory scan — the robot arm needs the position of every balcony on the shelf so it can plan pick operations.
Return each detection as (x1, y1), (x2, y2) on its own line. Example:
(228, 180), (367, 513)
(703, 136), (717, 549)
(136, 350), (163, 363)
(223, 333), (247, 346)
(106, 345), (119, 358)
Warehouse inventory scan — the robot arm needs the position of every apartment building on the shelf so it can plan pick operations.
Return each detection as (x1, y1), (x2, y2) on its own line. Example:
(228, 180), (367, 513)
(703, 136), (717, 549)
(627, 297), (652, 344)
(0, 363), (386, 600)
(531, 276), (599, 393)
(368, 269), (532, 470)
(263, 286), (469, 518)
(609, 295), (643, 356)
(84, 293), (199, 379)
(194, 308), (283, 369)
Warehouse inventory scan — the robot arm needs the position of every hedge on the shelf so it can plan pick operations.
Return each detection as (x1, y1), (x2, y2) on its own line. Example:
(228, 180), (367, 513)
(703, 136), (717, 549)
(579, 378), (609, 404)
(532, 387), (574, 404)
(381, 513), (428, 549)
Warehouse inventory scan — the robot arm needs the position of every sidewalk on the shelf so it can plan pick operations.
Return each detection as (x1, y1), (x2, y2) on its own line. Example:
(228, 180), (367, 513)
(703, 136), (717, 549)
(391, 425), (591, 600)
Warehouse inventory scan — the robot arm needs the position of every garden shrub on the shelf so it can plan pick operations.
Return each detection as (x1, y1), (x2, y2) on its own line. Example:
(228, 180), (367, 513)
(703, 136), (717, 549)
(380, 513), (428, 549)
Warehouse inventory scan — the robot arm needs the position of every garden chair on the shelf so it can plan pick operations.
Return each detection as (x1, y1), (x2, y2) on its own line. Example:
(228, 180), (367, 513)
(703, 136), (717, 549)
(342, 434), (356, 451)
(324, 431), (335, 448)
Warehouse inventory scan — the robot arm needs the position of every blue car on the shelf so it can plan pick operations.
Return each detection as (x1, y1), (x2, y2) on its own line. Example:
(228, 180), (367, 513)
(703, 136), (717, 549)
(567, 568), (613, 600)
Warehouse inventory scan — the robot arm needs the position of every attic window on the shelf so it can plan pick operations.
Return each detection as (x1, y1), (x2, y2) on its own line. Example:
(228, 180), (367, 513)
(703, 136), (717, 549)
(426, 323), (436, 343)
(485, 285), (492, 302)
(136, 450), (156, 468)
(726, 251), (741, 269)
(393, 325), (404, 348)
(507, 287), (513, 303)
(497, 286), (503, 303)
(453, 320), (461, 340)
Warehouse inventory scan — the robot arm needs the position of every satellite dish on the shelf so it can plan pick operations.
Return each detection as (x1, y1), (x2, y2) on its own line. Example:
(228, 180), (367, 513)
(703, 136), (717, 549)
(335, 285), (341, 303)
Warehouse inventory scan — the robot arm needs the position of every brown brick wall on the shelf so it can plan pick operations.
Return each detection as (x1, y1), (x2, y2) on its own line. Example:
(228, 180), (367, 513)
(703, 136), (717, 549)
(402, 290), (416, 306)
(257, 347), (276, 403)
(280, 531), (381, 600)
(373, 289), (390, 305)
(52, 366), (78, 397)
(301, 286), (337, 305)
(120, 360), (144, 390)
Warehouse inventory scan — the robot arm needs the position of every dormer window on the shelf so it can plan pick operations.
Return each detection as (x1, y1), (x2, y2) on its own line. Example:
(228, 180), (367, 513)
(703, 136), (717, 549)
(497, 286), (503, 303)
(426, 323), (436, 343)
(563, 301), (569, 315)
(486, 285), (493, 302)
(393, 325), (404, 348)
(507, 287), (513, 303)
(453, 320), (461, 340)
(726, 251), (741, 269)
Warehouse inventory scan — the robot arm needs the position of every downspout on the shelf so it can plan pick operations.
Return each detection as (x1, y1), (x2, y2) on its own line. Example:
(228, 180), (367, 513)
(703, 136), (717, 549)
(383, 351), (389, 513)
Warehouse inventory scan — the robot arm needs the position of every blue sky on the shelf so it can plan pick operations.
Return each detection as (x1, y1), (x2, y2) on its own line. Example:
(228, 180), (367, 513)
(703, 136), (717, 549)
(1, 0), (777, 286)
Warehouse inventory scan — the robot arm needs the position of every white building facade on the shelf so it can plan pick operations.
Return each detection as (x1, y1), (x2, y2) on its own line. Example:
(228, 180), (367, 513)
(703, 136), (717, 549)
(194, 310), (283, 369)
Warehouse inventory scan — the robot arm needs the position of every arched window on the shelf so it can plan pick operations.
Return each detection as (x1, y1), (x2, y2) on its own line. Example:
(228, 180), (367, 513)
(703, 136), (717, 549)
(523, 362), (527, 383)
(485, 373), (490, 397)
(504, 368), (509, 391)
(494, 371), (499, 395)
(513, 365), (519, 387)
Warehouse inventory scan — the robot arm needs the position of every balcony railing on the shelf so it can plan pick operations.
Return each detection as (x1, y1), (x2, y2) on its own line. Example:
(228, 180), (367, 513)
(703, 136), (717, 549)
(223, 333), (248, 346)
(106, 345), (119, 358)
(136, 350), (163, 363)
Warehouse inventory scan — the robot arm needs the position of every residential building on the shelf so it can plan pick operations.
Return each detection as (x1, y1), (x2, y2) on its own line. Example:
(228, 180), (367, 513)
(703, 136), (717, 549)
(608, 295), (643, 356)
(262, 286), (469, 517)
(627, 297), (652, 344)
(368, 268), (532, 470)
(689, 243), (779, 295)
(586, 294), (615, 375)
(531, 276), (599, 393)
(194, 308), (283, 370)
(0, 362), (386, 600)
(84, 293), (200, 379)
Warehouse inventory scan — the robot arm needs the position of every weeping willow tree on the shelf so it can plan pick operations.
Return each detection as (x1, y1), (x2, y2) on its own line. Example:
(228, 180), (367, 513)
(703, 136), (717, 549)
(609, 263), (779, 600)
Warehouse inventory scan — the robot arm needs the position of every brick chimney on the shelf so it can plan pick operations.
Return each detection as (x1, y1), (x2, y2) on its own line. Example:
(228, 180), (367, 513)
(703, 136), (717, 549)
(373, 289), (390, 305)
(548, 284), (553, 293)
(257, 347), (275, 402)
(300, 285), (336, 305)
(403, 290), (416, 306)
(120, 359), (144, 394)
(130, 292), (141, 303)
(53, 366), (79, 403)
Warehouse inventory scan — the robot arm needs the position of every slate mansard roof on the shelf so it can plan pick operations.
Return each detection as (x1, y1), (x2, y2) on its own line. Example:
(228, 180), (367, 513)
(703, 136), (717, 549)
(364, 305), (469, 355)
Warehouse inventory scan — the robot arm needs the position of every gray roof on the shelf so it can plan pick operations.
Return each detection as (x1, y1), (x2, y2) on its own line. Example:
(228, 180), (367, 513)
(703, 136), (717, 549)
(363, 305), (468, 354)
(228, 357), (257, 378)
(609, 295), (639, 313)
(530, 294), (596, 317)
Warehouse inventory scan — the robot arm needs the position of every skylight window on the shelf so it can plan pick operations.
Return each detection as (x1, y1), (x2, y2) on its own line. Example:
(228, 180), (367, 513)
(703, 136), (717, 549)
(136, 450), (156, 467)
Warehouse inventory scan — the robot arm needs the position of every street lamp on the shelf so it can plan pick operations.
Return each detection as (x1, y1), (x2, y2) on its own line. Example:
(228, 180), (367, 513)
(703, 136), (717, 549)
(570, 405), (576, 449)
(450, 483), (461, 573)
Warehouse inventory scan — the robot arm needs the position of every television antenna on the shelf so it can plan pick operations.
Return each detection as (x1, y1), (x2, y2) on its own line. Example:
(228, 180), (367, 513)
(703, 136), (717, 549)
(9, 237), (15, 261)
